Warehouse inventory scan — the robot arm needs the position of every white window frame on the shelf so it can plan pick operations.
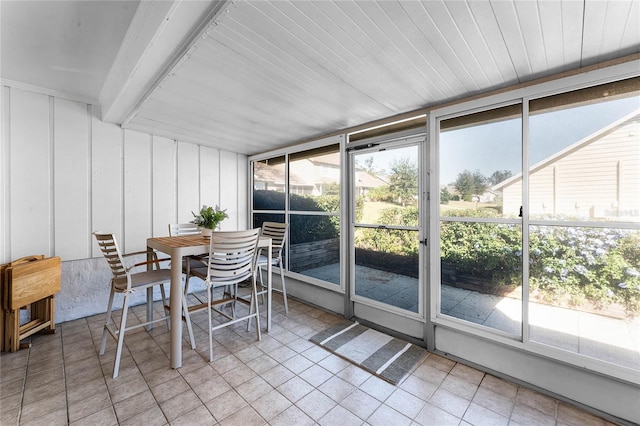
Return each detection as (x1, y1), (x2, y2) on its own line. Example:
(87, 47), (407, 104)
(249, 134), (347, 294)
(429, 59), (640, 384)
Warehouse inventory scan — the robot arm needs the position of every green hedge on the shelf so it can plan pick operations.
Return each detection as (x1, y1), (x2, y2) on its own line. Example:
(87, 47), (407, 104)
(255, 190), (640, 316)
(253, 190), (363, 244)
(529, 225), (640, 315)
(442, 209), (640, 316)
(360, 206), (640, 316)
(357, 206), (419, 256)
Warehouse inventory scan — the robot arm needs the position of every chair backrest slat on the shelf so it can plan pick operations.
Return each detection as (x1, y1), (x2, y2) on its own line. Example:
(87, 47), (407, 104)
(207, 229), (260, 285)
(260, 221), (288, 257)
(94, 232), (129, 291)
(168, 223), (200, 236)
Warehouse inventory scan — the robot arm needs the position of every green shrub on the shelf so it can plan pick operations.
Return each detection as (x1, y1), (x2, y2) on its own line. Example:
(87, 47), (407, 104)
(253, 190), (363, 244)
(440, 187), (451, 204)
(438, 209), (640, 316)
(368, 185), (395, 203)
(357, 206), (419, 256)
(529, 226), (640, 316)
(440, 220), (522, 286)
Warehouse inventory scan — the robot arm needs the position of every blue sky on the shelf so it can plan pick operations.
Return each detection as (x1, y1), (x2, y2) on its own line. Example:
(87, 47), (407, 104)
(353, 96), (639, 186)
(439, 96), (639, 184)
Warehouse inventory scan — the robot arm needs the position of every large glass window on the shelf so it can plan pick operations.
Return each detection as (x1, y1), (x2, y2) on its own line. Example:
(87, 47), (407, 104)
(527, 80), (639, 369)
(288, 145), (341, 285)
(253, 156), (286, 211)
(251, 144), (342, 287)
(437, 77), (640, 372)
(439, 104), (523, 335)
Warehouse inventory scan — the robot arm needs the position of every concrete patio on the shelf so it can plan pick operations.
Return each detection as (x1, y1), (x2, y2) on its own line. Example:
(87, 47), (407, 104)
(302, 264), (640, 371)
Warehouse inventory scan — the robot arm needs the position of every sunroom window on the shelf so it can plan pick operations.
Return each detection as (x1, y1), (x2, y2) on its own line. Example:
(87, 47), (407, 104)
(289, 145), (341, 285)
(438, 104), (523, 335)
(526, 79), (639, 370)
(251, 144), (342, 287)
(436, 77), (640, 372)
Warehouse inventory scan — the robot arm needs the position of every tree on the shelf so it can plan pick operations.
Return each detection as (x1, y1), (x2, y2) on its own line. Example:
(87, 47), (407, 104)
(389, 157), (418, 206)
(360, 156), (381, 177)
(323, 182), (340, 196)
(440, 187), (451, 204)
(454, 169), (488, 201)
(489, 170), (513, 186)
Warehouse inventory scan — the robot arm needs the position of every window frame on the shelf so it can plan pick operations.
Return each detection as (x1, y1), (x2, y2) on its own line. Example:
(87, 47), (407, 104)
(250, 134), (347, 293)
(429, 60), (640, 384)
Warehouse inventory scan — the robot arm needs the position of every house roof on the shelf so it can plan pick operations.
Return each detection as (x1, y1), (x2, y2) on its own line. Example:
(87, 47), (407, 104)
(253, 161), (310, 187)
(355, 170), (389, 188)
(492, 108), (640, 190)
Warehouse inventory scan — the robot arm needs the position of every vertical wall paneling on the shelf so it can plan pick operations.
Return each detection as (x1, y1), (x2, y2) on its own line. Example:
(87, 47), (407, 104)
(1, 86), (10, 263)
(49, 97), (55, 256)
(1, 84), (245, 320)
(152, 136), (177, 236)
(86, 105), (92, 253)
(237, 155), (248, 230)
(200, 145), (220, 212)
(54, 97), (91, 260)
(9, 89), (52, 260)
(177, 141), (200, 223)
(91, 105), (123, 257)
(219, 150), (238, 231)
(123, 129), (152, 253)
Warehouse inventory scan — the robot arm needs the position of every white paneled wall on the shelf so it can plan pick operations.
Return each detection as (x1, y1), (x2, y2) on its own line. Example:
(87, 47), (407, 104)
(152, 136), (177, 237)
(123, 129), (152, 252)
(54, 98), (91, 260)
(200, 146), (220, 213)
(219, 150), (239, 231)
(8, 90), (51, 258)
(91, 106), (123, 258)
(177, 141), (199, 224)
(1, 85), (248, 322)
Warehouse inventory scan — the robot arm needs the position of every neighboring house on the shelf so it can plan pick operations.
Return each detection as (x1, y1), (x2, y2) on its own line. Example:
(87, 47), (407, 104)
(300, 153), (341, 195)
(354, 170), (389, 197)
(253, 161), (314, 195)
(255, 153), (387, 197)
(440, 185), (498, 203)
(494, 110), (640, 220)
(478, 189), (500, 203)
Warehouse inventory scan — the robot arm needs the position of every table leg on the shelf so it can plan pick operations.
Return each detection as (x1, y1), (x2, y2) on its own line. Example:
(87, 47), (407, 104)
(267, 242), (272, 332)
(146, 250), (154, 331)
(170, 251), (183, 369)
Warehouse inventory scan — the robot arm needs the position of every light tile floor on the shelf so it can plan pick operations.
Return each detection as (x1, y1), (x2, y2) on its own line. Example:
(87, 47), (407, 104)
(0, 291), (618, 426)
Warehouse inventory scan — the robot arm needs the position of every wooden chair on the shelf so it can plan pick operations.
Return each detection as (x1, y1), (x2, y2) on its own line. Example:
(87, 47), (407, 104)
(94, 232), (185, 378)
(184, 229), (261, 362)
(256, 222), (289, 313)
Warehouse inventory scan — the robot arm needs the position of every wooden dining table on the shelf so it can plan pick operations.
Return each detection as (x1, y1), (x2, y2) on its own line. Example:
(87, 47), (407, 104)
(146, 233), (272, 369)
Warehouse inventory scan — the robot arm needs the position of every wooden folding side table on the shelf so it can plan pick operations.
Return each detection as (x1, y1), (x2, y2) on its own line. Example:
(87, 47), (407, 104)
(1, 255), (61, 352)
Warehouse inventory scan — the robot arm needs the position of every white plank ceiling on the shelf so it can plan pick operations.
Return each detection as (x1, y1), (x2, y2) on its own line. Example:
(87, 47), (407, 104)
(124, 0), (639, 155)
(11, 0), (638, 156)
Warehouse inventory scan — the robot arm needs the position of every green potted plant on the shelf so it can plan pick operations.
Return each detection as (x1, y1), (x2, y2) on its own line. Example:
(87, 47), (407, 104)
(190, 205), (228, 237)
